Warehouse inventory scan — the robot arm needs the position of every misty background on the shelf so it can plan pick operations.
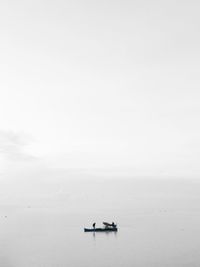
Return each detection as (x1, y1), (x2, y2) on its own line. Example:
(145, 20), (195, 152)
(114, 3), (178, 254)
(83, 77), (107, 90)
(0, 1), (200, 266)
(0, 0), (200, 177)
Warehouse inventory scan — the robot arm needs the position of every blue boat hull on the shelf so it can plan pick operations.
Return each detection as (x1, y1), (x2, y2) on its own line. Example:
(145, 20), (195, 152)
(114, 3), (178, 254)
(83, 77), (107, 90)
(84, 228), (118, 232)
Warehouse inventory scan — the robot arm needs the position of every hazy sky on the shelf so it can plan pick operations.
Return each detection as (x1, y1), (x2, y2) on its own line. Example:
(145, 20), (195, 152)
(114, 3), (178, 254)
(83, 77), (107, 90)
(0, 0), (200, 176)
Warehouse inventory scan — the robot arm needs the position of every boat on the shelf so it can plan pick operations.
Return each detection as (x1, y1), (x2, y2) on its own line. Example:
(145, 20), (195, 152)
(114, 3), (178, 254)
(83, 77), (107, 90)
(84, 227), (118, 232)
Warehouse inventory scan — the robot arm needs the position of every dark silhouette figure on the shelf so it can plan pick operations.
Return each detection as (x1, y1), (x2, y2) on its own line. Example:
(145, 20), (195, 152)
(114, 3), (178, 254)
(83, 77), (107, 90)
(93, 222), (96, 229)
(112, 222), (116, 228)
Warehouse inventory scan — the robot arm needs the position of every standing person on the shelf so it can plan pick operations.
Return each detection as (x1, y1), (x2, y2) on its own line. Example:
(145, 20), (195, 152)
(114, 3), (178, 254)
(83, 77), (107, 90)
(93, 222), (96, 229)
(112, 222), (116, 228)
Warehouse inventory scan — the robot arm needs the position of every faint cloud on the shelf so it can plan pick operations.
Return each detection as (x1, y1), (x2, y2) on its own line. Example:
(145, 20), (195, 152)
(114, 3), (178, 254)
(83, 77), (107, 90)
(0, 130), (36, 162)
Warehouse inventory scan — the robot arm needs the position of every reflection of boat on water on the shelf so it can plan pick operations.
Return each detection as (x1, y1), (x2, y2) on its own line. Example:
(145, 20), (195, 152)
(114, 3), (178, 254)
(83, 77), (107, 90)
(84, 221), (118, 232)
(84, 227), (118, 232)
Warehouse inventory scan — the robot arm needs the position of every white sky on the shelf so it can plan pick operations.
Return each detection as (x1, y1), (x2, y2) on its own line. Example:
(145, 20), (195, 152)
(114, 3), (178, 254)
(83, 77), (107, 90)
(0, 0), (200, 176)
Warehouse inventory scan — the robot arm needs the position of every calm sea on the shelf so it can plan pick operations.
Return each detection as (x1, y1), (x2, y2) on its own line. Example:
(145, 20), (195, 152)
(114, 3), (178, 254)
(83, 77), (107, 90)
(0, 178), (200, 267)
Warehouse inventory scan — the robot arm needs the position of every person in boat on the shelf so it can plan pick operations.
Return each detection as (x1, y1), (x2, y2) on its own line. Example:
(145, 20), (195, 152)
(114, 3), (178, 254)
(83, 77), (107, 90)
(111, 222), (116, 228)
(103, 222), (117, 228)
(92, 222), (96, 229)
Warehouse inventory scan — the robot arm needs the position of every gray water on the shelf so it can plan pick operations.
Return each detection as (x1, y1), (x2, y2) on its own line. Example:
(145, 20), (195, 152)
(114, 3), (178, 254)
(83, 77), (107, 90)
(0, 177), (200, 267)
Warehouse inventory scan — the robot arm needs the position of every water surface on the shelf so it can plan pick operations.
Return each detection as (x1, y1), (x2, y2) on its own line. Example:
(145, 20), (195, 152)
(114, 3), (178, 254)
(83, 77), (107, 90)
(0, 178), (200, 267)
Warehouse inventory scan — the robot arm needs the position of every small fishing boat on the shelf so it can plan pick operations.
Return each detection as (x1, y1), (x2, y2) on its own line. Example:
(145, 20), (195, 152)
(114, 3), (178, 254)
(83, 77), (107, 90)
(84, 227), (118, 232)
(84, 221), (118, 232)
